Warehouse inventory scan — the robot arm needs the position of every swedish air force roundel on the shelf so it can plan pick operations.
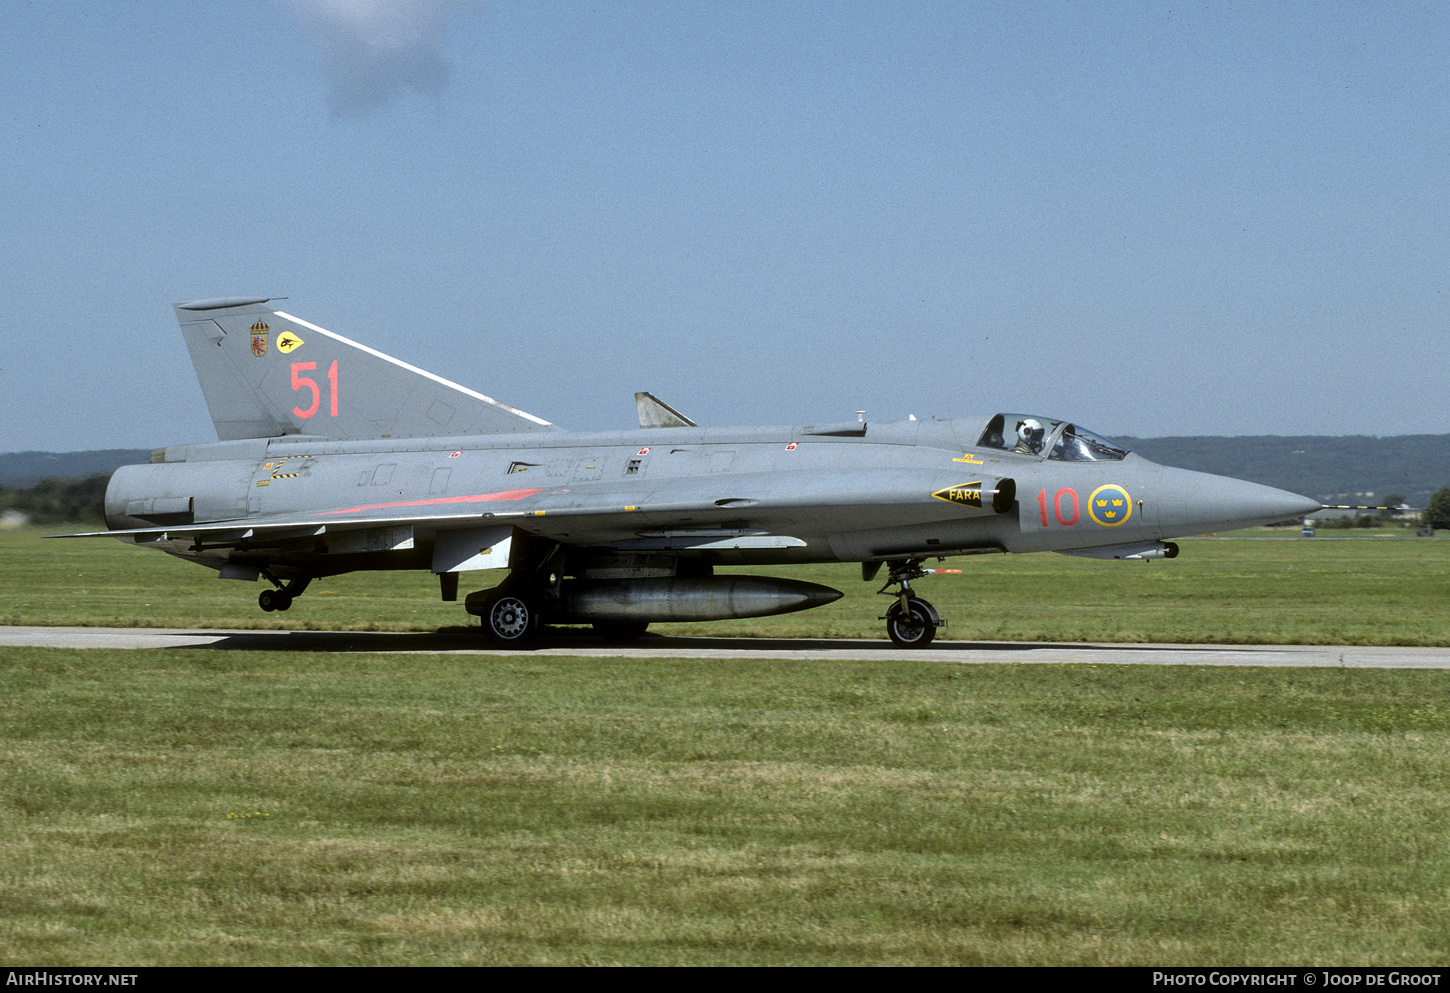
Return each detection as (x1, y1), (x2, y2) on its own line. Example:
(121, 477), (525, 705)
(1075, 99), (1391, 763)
(1088, 484), (1132, 526)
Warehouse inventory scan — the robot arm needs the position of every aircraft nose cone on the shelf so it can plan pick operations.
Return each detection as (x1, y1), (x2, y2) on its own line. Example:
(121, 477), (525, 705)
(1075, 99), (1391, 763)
(1155, 467), (1320, 535)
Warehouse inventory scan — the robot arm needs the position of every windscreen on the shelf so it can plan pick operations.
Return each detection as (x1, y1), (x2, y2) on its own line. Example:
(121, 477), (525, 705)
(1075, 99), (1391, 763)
(977, 414), (1128, 461)
(1048, 423), (1129, 462)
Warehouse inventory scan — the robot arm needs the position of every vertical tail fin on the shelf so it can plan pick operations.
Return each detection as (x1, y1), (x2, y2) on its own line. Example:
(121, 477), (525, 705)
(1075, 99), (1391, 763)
(174, 298), (560, 441)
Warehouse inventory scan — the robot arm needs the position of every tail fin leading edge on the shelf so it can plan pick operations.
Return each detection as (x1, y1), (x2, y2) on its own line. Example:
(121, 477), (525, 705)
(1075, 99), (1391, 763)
(174, 298), (560, 442)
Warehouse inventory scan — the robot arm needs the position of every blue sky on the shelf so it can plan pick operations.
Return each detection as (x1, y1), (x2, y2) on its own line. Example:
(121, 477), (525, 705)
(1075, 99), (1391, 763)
(3, 1), (1446, 451)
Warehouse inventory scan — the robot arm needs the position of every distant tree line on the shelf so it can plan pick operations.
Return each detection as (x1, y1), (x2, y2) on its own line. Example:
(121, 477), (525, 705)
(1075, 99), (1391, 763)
(1313, 488), (1450, 531)
(1427, 488), (1450, 531)
(0, 449), (151, 489)
(0, 475), (108, 524)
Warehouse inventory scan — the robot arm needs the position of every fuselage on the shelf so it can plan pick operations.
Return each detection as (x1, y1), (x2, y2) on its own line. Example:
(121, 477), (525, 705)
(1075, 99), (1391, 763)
(103, 413), (1320, 580)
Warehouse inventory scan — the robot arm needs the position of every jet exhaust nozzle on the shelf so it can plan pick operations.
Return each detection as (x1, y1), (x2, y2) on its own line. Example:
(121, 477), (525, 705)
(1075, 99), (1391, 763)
(559, 576), (844, 623)
(991, 478), (1016, 514)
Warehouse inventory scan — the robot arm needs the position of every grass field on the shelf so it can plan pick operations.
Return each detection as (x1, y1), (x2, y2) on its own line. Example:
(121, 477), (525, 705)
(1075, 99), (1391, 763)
(2, 649), (1448, 966)
(3, 525), (1449, 965)
(5, 524), (1449, 645)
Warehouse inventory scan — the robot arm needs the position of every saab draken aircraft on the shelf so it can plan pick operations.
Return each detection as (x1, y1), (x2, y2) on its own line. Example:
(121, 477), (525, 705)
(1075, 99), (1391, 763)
(57, 298), (1321, 647)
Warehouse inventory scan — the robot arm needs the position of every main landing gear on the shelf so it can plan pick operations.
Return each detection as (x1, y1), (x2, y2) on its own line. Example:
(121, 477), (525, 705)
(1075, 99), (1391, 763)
(876, 559), (945, 648)
(474, 586), (541, 647)
(468, 587), (652, 648)
(467, 541), (563, 647)
(257, 572), (311, 613)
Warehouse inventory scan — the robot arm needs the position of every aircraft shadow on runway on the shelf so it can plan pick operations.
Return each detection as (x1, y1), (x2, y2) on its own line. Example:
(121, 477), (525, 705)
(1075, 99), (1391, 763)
(175, 628), (1262, 656)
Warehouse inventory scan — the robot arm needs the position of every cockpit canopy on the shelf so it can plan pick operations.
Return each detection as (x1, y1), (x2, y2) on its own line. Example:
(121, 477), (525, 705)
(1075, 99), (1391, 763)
(977, 414), (1129, 462)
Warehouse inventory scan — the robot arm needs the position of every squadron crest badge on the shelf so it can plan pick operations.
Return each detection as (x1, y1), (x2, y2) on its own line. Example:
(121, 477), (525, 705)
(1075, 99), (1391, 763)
(250, 321), (270, 357)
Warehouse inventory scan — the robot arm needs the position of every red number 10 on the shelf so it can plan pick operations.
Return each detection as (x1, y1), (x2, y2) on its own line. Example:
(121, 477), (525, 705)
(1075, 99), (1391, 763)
(291, 360), (339, 419)
(1037, 487), (1079, 527)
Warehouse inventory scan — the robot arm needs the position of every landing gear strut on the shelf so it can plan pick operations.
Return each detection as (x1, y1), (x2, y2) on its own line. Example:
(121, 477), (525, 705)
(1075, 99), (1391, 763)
(877, 559), (945, 648)
(258, 573), (311, 613)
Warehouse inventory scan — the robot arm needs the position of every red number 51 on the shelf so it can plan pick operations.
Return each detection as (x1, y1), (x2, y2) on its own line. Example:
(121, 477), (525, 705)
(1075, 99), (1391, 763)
(291, 360), (339, 418)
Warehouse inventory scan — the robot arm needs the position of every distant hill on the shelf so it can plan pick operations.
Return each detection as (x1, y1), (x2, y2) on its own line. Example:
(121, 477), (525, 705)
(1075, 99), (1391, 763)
(1119, 435), (1450, 509)
(4, 436), (1448, 509)
(0, 450), (151, 489)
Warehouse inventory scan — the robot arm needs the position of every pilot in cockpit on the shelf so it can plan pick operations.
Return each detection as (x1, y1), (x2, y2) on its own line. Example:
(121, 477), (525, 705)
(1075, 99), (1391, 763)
(1014, 418), (1045, 455)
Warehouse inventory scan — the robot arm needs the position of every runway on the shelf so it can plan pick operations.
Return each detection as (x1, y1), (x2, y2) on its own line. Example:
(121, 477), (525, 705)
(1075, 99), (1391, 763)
(2, 625), (1448, 668)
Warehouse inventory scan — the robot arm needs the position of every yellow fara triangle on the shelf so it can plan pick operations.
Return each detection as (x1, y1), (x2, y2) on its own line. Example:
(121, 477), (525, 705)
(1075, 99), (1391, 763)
(276, 331), (304, 354)
(932, 482), (983, 507)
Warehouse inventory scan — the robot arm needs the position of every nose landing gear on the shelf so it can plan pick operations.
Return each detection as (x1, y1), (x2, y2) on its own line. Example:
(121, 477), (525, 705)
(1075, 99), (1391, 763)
(876, 559), (945, 648)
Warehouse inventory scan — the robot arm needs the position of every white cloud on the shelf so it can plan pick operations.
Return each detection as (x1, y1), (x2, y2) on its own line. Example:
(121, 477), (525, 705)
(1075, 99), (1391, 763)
(281, 0), (484, 114)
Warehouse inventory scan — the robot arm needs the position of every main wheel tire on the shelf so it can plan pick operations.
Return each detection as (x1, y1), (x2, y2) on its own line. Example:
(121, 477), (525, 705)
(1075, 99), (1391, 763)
(885, 598), (936, 648)
(592, 621), (649, 644)
(480, 592), (540, 647)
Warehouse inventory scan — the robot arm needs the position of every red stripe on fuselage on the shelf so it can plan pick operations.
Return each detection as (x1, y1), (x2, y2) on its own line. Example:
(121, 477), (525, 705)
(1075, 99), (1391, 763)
(312, 488), (544, 516)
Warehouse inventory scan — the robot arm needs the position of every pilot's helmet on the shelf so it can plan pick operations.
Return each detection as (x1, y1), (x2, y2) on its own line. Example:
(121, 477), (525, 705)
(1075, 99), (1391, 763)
(1016, 418), (1044, 450)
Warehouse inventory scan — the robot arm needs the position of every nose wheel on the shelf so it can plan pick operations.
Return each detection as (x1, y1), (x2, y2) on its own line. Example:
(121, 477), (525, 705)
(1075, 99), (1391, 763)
(885, 597), (939, 648)
(876, 558), (945, 648)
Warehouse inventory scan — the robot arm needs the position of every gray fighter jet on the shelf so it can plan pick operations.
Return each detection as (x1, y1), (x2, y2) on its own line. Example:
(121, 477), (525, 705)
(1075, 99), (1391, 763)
(60, 298), (1321, 647)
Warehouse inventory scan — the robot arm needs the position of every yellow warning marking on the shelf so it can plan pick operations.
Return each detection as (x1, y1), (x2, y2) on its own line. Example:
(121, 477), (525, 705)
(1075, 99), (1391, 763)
(265, 455), (310, 480)
(932, 482), (984, 508)
(953, 454), (984, 464)
(276, 332), (304, 354)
